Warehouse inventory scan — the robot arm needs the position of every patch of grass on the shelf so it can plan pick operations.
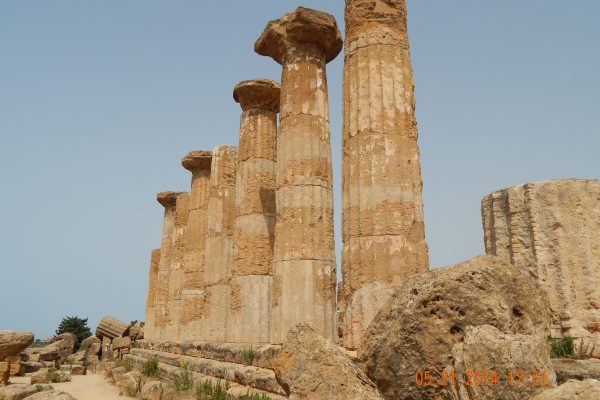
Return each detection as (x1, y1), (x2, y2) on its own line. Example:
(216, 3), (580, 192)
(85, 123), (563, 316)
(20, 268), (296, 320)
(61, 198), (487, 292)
(240, 391), (271, 400)
(550, 336), (574, 358)
(117, 358), (134, 372)
(242, 347), (256, 366)
(35, 384), (44, 392)
(142, 357), (160, 377)
(47, 368), (61, 383)
(172, 361), (194, 392)
(196, 379), (229, 400)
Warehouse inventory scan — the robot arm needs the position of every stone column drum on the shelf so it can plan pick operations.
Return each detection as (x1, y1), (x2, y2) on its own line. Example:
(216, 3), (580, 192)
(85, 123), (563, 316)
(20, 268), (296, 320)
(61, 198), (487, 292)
(165, 192), (190, 339)
(154, 191), (184, 339)
(341, 0), (430, 349)
(144, 248), (161, 340)
(255, 7), (342, 343)
(482, 179), (600, 357)
(230, 79), (280, 343)
(179, 151), (212, 340)
(201, 145), (237, 341)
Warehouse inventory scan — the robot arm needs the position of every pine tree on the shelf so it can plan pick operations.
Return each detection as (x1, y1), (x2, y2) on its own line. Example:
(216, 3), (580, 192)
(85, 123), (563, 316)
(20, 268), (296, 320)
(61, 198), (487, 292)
(55, 316), (92, 348)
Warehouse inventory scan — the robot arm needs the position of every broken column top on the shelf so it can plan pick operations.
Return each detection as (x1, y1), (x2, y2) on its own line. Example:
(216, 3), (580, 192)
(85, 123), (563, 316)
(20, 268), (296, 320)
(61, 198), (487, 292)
(157, 191), (186, 207)
(233, 79), (281, 113)
(181, 150), (213, 171)
(254, 7), (343, 64)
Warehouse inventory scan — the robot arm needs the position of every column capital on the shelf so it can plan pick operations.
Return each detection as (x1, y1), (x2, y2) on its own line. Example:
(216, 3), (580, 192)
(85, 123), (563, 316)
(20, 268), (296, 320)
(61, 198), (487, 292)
(254, 7), (342, 65)
(157, 191), (186, 208)
(233, 79), (281, 113)
(181, 150), (212, 172)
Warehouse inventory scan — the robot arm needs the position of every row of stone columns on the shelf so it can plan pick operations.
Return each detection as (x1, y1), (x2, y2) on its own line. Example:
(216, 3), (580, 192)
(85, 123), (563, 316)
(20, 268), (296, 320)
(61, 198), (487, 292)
(145, 2), (430, 347)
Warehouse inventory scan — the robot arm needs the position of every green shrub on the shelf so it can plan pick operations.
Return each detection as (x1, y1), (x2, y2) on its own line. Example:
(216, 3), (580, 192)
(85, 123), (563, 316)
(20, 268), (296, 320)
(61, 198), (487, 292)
(35, 384), (44, 392)
(172, 362), (194, 392)
(142, 357), (160, 377)
(46, 368), (61, 383)
(550, 336), (574, 358)
(117, 358), (134, 372)
(196, 379), (229, 400)
(242, 347), (256, 366)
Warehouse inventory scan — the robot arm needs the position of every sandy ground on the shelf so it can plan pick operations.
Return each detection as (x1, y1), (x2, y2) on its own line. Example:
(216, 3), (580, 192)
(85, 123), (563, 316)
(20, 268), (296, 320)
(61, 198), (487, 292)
(11, 374), (122, 400)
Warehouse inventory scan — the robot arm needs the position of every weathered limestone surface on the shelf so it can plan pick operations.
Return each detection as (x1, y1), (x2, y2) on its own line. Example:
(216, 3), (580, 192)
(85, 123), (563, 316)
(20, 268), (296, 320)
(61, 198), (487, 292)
(255, 6), (342, 344)
(231, 79), (280, 343)
(273, 322), (384, 400)
(165, 192), (190, 339)
(153, 192), (183, 340)
(531, 379), (600, 400)
(143, 249), (161, 340)
(0, 331), (34, 361)
(200, 145), (237, 342)
(179, 151), (212, 340)
(96, 316), (129, 341)
(341, 0), (429, 350)
(358, 255), (553, 400)
(482, 179), (600, 356)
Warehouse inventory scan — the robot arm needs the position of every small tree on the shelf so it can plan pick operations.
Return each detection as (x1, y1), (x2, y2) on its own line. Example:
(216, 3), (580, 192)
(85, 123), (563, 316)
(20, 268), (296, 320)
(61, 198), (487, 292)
(56, 316), (92, 348)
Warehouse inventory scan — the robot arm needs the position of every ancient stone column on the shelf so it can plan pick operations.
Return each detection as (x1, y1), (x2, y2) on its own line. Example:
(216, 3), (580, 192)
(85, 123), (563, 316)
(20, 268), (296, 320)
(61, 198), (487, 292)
(179, 151), (212, 340)
(153, 191), (184, 339)
(482, 179), (600, 357)
(144, 248), (161, 340)
(230, 79), (280, 343)
(255, 7), (342, 343)
(340, 0), (430, 349)
(201, 145), (237, 341)
(165, 192), (190, 339)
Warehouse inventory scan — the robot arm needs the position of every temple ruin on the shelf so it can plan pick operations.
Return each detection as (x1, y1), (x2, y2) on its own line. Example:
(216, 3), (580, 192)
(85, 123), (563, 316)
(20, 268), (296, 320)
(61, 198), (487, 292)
(144, 4), (428, 348)
(482, 179), (600, 357)
(340, 0), (430, 349)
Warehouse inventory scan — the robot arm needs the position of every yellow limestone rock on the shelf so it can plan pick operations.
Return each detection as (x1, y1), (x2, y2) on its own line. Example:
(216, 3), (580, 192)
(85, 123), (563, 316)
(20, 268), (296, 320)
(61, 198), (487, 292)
(143, 249), (161, 340)
(179, 151), (212, 340)
(482, 179), (600, 357)
(255, 7), (342, 343)
(231, 79), (280, 344)
(340, 0), (430, 350)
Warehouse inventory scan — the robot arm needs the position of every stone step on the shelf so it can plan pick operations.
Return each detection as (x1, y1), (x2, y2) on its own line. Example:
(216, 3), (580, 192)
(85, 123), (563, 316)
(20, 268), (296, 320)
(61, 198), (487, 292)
(127, 348), (286, 397)
(134, 340), (281, 369)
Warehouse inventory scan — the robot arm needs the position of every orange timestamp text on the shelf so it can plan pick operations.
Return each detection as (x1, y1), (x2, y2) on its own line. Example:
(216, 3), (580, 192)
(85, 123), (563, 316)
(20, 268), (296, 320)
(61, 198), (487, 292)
(415, 369), (551, 387)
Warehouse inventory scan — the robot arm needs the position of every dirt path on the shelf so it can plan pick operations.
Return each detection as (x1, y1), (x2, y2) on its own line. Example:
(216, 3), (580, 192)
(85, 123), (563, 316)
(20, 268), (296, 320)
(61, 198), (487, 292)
(12, 374), (121, 400)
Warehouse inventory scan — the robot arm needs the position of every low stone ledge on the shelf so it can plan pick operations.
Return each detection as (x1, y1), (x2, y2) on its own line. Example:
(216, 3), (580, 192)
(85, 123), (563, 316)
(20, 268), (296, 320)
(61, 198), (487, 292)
(126, 354), (287, 399)
(127, 348), (285, 396)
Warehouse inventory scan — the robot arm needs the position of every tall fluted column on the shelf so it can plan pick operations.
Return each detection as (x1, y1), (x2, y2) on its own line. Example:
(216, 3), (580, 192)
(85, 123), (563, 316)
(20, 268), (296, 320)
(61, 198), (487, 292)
(144, 248), (161, 340)
(255, 7), (342, 343)
(154, 191), (184, 339)
(341, 0), (430, 349)
(202, 145), (237, 341)
(482, 179), (600, 357)
(165, 192), (190, 339)
(179, 150), (212, 340)
(230, 79), (280, 343)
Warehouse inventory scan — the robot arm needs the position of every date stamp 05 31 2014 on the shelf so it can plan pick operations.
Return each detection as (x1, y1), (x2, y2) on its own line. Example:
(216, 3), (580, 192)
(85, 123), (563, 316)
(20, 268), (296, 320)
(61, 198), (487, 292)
(415, 369), (552, 387)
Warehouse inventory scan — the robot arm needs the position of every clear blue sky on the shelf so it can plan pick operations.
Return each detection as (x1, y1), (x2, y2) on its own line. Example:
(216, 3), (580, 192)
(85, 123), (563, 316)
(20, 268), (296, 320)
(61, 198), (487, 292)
(1, 1), (598, 338)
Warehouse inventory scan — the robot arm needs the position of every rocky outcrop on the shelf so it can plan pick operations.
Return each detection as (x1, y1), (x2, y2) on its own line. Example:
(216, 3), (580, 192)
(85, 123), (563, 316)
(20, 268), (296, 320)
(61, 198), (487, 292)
(482, 179), (600, 356)
(0, 332), (34, 362)
(358, 255), (553, 400)
(30, 369), (71, 384)
(0, 384), (52, 400)
(95, 316), (129, 341)
(531, 379), (600, 399)
(140, 381), (162, 400)
(552, 358), (600, 384)
(24, 390), (76, 400)
(273, 322), (384, 400)
(448, 325), (555, 400)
